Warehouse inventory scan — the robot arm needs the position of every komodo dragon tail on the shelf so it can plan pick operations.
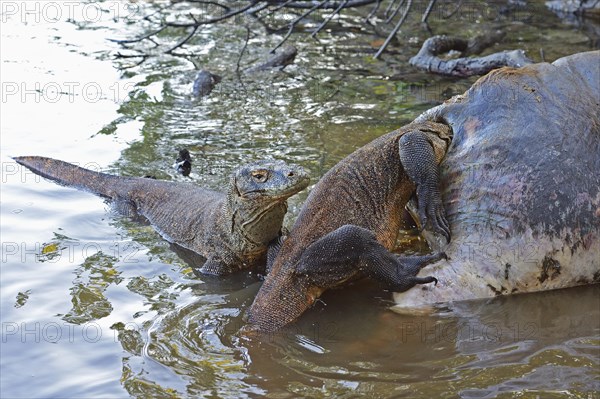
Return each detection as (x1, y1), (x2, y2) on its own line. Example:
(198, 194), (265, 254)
(14, 156), (124, 199)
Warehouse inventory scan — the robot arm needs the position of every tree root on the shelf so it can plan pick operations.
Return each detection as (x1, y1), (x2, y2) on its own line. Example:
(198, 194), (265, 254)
(409, 33), (533, 77)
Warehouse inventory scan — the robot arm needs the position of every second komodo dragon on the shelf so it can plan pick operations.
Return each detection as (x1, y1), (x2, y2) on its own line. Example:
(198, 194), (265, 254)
(14, 156), (309, 275)
(246, 120), (452, 332)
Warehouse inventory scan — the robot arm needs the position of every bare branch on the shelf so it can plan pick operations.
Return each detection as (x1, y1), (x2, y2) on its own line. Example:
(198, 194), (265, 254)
(110, 0), (484, 66)
(108, 25), (168, 44)
(385, 0), (406, 23)
(114, 52), (146, 58)
(236, 26), (251, 74)
(166, 25), (200, 54)
(374, 0), (412, 59)
(114, 52), (149, 69)
(364, 0), (381, 23)
(421, 0), (436, 23)
(271, 0), (328, 52)
(269, 0), (296, 13)
(185, 0), (231, 11)
(384, 0), (399, 19)
(166, 1), (261, 27)
(311, 0), (349, 38)
(268, 0), (376, 9)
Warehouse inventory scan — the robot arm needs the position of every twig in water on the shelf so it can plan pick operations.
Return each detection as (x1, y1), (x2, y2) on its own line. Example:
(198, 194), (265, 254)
(236, 26), (251, 75)
(269, 0), (296, 13)
(166, 25), (199, 54)
(270, 0), (375, 9)
(311, 0), (349, 38)
(108, 25), (168, 44)
(185, 0), (231, 12)
(441, 0), (463, 19)
(385, 0), (406, 23)
(421, 0), (436, 23)
(364, 0), (381, 23)
(271, 0), (328, 53)
(374, 0), (412, 59)
(167, 1), (262, 28)
(114, 53), (149, 69)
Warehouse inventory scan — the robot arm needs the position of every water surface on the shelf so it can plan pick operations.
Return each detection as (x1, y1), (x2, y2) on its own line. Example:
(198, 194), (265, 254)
(1, 1), (599, 398)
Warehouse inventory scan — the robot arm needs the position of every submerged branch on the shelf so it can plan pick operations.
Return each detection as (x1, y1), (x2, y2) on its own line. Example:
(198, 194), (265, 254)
(364, 0), (381, 22)
(110, 0), (504, 67)
(374, 0), (412, 59)
(311, 0), (349, 37)
(267, 0), (376, 9)
(271, 0), (328, 52)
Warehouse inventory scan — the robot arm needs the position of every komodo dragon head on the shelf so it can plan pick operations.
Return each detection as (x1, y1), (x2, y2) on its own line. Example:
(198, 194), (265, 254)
(230, 160), (309, 202)
(219, 160), (310, 265)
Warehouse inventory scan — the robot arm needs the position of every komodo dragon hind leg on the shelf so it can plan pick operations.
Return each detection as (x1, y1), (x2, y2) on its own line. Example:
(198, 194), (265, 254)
(295, 225), (365, 288)
(398, 130), (450, 243)
(390, 252), (448, 292)
(397, 253), (448, 275)
(362, 242), (445, 292)
(295, 225), (444, 292)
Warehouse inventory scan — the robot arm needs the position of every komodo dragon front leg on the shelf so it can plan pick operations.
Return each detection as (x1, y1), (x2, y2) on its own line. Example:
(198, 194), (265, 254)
(399, 130), (450, 242)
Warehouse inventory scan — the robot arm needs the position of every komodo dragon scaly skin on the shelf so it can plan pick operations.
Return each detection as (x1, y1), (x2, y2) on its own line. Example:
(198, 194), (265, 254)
(246, 120), (452, 332)
(14, 156), (309, 275)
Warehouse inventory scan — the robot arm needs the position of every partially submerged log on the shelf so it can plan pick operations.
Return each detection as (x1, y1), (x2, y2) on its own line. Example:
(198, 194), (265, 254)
(409, 33), (533, 77)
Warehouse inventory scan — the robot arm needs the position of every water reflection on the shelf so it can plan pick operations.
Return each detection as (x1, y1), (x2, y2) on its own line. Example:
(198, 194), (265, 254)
(240, 284), (599, 397)
(116, 274), (598, 397)
(62, 252), (121, 324)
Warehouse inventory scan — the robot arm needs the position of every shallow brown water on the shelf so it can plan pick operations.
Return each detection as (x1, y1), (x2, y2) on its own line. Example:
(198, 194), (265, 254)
(1, 1), (599, 398)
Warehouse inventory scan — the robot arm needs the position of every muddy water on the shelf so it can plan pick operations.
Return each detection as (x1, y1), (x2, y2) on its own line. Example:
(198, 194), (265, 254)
(1, 1), (598, 398)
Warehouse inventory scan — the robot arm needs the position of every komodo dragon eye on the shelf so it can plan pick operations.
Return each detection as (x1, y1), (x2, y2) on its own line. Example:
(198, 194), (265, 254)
(251, 170), (269, 183)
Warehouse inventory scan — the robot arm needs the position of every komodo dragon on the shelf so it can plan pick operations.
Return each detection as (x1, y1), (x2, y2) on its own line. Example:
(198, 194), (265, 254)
(14, 156), (309, 275)
(246, 120), (452, 332)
